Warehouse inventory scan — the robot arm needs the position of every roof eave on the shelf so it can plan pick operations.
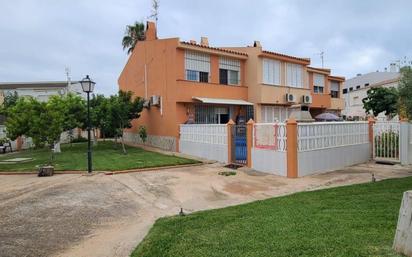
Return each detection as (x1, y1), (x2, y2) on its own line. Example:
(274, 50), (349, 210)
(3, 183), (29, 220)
(178, 42), (248, 59)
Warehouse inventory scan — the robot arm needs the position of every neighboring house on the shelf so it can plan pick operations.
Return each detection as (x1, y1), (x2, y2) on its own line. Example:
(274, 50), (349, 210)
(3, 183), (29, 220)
(118, 22), (345, 151)
(0, 80), (85, 104)
(342, 71), (400, 120)
(223, 44), (344, 121)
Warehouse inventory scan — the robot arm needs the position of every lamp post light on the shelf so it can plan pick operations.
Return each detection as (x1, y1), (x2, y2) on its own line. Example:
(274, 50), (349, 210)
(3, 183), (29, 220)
(80, 75), (95, 174)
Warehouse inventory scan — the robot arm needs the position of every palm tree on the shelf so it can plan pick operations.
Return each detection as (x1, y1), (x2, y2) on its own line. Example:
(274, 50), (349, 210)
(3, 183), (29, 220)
(122, 22), (145, 54)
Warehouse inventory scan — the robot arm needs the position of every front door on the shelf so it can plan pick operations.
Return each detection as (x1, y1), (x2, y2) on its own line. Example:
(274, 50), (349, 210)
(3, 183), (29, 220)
(232, 125), (247, 165)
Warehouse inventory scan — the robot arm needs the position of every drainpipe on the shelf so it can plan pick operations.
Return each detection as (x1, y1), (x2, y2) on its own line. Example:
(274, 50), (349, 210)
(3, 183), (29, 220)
(144, 64), (148, 99)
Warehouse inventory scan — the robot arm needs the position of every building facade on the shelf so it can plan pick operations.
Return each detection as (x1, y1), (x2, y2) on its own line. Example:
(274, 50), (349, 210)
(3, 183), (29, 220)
(342, 72), (400, 120)
(0, 81), (85, 104)
(118, 22), (345, 151)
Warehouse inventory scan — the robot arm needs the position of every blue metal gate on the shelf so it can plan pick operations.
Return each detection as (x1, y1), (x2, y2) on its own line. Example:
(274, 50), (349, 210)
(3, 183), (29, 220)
(232, 125), (247, 165)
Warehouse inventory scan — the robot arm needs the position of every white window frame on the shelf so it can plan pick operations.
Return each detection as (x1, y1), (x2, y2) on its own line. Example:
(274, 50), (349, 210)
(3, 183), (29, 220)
(185, 50), (210, 82)
(262, 58), (281, 85)
(219, 57), (241, 85)
(286, 63), (303, 88)
(261, 105), (289, 123)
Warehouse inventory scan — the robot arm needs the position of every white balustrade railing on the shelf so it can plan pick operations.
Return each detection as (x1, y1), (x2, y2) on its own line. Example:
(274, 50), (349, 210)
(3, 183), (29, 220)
(180, 124), (227, 145)
(253, 123), (287, 152)
(298, 122), (369, 152)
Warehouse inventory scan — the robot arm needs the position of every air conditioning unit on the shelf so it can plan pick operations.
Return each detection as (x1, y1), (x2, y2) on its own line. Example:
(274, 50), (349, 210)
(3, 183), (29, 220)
(150, 95), (160, 106)
(286, 93), (296, 103)
(303, 95), (312, 104)
(143, 100), (151, 108)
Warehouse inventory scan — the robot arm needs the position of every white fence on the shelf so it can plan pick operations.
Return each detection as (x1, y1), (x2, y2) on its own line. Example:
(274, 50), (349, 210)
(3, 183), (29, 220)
(252, 123), (287, 176)
(298, 122), (369, 151)
(179, 124), (228, 163)
(373, 121), (400, 162)
(297, 122), (370, 176)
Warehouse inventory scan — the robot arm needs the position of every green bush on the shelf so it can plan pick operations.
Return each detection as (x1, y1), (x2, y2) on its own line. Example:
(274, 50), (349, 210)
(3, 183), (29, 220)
(0, 137), (9, 145)
(138, 126), (147, 143)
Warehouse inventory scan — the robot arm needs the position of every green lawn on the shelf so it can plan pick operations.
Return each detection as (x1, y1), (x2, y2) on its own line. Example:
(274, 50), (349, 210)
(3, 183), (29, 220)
(0, 141), (198, 172)
(132, 176), (412, 257)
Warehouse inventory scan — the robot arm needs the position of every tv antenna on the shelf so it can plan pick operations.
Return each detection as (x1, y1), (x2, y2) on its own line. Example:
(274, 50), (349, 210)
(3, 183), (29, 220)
(318, 51), (324, 68)
(65, 67), (71, 85)
(148, 0), (160, 27)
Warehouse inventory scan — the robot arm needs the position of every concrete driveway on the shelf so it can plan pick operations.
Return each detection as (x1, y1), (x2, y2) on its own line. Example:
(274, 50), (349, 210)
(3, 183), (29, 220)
(0, 162), (411, 257)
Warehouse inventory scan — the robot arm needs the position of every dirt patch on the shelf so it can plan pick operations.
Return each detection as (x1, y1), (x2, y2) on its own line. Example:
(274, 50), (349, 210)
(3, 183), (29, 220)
(0, 177), (139, 257)
(223, 181), (270, 195)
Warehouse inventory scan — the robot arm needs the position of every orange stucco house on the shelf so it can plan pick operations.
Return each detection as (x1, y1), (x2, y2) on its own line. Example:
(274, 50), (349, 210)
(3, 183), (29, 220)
(118, 22), (345, 151)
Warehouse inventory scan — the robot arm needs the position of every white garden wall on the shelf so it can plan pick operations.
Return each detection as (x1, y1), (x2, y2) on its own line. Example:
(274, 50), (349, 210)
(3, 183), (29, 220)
(297, 122), (370, 176)
(179, 124), (228, 163)
(298, 144), (370, 176)
(251, 123), (287, 175)
(252, 148), (286, 176)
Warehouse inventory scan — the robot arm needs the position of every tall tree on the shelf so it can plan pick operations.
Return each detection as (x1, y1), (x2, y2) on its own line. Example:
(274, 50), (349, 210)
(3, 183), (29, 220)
(89, 94), (111, 141)
(107, 91), (144, 154)
(398, 66), (412, 119)
(122, 21), (145, 54)
(5, 94), (86, 156)
(362, 87), (399, 118)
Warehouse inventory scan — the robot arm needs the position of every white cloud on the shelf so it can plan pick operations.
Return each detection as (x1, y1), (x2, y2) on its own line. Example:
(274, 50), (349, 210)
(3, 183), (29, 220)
(0, 0), (411, 94)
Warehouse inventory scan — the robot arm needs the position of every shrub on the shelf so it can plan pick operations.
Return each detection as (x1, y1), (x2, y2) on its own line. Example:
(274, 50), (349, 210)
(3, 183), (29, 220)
(138, 126), (147, 143)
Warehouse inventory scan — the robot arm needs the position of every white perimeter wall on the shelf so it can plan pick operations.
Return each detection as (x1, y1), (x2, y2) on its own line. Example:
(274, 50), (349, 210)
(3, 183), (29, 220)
(298, 143), (370, 176)
(180, 141), (228, 163)
(252, 148), (286, 176)
(179, 124), (228, 163)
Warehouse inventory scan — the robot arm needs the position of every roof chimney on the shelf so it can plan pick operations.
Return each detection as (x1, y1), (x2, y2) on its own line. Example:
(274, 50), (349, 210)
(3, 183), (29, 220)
(200, 37), (209, 46)
(253, 41), (262, 48)
(145, 21), (157, 41)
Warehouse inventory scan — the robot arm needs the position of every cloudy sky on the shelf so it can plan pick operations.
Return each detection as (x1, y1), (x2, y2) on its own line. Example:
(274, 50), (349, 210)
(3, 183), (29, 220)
(1, 0), (411, 95)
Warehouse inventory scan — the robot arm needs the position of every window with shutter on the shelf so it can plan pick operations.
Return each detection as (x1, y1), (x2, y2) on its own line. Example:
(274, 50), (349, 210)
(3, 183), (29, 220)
(262, 58), (281, 85)
(185, 51), (210, 82)
(219, 57), (240, 85)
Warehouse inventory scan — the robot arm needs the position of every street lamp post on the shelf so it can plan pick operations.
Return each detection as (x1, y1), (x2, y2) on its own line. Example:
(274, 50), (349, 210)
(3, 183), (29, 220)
(80, 75), (95, 174)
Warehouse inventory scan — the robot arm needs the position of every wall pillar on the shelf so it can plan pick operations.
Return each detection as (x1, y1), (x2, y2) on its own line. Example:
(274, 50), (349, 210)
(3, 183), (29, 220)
(286, 118), (298, 178)
(400, 119), (409, 165)
(227, 119), (235, 163)
(177, 124), (181, 153)
(368, 117), (375, 159)
(16, 136), (22, 151)
(246, 119), (254, 168)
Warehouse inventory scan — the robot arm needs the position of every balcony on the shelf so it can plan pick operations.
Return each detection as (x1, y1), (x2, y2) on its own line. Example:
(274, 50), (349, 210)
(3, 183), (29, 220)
(330, 97), (345, 110)
(175, 79), (248, 103)
(311, 93), (331, 109)
(257, 84), (311, 105)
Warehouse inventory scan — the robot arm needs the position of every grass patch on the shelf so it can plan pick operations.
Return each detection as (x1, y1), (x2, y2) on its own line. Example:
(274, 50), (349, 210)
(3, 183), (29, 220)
(0, 141), (199, 172)
(132, 176), (412, 257)
(218, 171), (236, 176)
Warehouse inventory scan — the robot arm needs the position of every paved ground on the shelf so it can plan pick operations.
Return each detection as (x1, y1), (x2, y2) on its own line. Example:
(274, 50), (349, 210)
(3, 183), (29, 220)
(0, 162), (411, 257)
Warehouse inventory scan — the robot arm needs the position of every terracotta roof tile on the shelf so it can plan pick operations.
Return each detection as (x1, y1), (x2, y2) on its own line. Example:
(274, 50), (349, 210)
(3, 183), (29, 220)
(261, 50), (310, 62)
(180, 41), (248, 57)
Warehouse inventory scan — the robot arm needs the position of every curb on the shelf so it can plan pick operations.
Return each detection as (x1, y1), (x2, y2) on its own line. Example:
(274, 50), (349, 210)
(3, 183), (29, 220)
(0, 162), (204, 176)
(103, 162), (205, 175)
